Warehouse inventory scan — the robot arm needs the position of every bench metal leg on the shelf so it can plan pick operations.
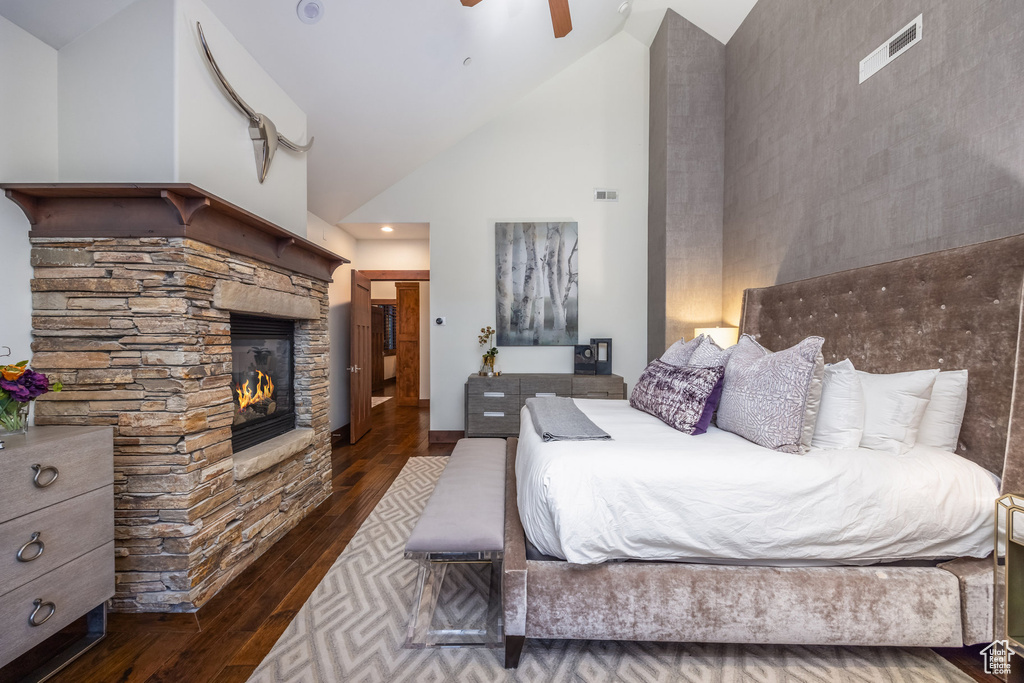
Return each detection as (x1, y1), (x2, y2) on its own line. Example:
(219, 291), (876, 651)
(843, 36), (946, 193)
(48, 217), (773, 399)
(404, 553), (503, 649)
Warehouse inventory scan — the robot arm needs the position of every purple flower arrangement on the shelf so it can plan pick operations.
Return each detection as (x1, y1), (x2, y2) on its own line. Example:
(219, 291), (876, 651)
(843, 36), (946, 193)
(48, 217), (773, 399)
(0, 360), (62, 434)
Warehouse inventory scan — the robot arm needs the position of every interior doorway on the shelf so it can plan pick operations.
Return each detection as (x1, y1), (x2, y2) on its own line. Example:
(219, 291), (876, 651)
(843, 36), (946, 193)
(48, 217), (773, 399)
(349, 269), (429, 443)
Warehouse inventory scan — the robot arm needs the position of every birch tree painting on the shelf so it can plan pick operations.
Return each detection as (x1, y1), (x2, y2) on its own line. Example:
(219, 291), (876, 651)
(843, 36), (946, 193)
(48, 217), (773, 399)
(495, 222), (579, 346)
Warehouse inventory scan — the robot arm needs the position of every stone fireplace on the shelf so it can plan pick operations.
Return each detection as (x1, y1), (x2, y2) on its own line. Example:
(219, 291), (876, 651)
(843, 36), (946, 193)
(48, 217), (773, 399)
(4, 184), (348, 612)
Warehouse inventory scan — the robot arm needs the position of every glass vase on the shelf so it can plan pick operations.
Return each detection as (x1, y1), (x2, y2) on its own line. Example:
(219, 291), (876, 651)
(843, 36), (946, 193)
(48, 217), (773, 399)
(0, 402), (29, 436)
(481, 355), (496, 377)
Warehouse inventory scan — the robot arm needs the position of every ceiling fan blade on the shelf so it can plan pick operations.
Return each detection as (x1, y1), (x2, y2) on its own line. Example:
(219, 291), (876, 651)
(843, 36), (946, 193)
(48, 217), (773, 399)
(548, 0), (572, 38)
(461, 0), (484, 6)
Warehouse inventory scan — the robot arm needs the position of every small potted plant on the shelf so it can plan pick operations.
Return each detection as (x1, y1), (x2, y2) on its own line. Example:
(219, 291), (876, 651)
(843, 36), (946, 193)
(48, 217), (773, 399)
(478, 326), (498, 376)
(1, 359), (62, 436)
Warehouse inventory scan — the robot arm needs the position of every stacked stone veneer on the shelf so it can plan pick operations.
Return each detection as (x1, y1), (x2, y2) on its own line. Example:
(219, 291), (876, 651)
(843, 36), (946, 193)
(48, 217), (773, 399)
(30, 237), (332, 612)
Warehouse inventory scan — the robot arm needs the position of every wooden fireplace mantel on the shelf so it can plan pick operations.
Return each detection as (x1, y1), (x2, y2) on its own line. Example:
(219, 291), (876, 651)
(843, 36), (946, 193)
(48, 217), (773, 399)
(1, 183), (350, 281)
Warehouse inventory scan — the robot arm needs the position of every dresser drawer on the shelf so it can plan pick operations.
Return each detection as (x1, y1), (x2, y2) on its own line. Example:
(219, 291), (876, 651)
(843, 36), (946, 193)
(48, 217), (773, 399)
(466, 376), (520, 397)
(0, 486), (114, 596)
(467, 395), (520, 437)
(571, 376), (626, 399)
(520, 375), (572, 397)
(0, 427), (113, 522)
(0, 541), (114, 669)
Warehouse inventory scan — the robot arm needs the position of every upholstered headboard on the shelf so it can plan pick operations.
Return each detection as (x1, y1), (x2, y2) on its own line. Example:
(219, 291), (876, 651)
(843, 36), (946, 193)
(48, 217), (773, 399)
(740, 234), (1024, 493)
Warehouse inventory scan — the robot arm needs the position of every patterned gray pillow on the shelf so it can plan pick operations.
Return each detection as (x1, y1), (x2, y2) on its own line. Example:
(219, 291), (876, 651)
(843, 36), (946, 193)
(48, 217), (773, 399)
(660, 334), (704, 366)
(629, 360), (725, 435)
(688, 336), (737, 368)
(716, 335), (825, 454)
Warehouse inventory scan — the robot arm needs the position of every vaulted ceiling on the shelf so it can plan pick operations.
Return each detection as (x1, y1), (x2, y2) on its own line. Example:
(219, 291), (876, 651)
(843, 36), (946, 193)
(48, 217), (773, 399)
(0, 0), (757, 223)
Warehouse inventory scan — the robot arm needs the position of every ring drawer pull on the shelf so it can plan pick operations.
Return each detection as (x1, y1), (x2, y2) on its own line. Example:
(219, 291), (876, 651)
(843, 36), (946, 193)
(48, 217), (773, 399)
(17, 532), (44, 562)
(28, 599), (56, 627)
(31, 464), (59, 488)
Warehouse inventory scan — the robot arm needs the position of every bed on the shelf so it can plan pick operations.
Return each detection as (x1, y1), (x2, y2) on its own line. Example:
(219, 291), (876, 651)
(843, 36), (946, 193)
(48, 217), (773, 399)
(502, 234), (1024, 667)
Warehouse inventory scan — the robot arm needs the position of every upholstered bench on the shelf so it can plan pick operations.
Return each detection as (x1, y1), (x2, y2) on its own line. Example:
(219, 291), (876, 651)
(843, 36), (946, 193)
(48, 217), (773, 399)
(404, 438), (506, 649)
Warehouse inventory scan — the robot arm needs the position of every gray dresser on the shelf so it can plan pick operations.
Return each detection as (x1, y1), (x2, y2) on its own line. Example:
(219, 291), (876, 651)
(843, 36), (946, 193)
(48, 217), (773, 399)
(465, 373), (626, 438)
(0, 426), (114, 675)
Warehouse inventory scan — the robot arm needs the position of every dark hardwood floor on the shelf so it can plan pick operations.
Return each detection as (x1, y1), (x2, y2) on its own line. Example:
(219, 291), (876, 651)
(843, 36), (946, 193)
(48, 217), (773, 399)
(2, 397), (450, 683)
(1, 390), (1007, 683)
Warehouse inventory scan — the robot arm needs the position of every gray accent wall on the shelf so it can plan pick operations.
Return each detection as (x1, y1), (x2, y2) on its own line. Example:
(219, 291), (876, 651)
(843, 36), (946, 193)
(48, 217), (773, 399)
(648, 10), (725, 360)
(722, 0), (1024, 324)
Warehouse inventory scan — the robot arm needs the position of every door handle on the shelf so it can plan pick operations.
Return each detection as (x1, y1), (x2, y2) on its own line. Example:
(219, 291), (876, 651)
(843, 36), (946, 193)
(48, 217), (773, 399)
(347, 366), (361, 373)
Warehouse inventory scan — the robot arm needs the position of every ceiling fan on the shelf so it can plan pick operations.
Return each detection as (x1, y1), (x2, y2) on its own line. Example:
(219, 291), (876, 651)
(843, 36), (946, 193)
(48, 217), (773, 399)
(461, 0), (572, 39)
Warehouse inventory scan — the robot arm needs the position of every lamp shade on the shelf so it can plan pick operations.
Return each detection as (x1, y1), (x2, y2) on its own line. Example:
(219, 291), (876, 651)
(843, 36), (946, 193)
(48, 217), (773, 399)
(695, 326), (739, 348)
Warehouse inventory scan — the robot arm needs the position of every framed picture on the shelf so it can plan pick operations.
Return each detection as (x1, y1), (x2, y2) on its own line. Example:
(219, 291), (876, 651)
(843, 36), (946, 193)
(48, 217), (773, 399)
(495, 222), (579, 346)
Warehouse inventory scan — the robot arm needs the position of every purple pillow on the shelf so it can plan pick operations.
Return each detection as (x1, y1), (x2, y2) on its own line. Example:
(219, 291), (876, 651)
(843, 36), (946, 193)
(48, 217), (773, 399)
(629, 360), (725, 435)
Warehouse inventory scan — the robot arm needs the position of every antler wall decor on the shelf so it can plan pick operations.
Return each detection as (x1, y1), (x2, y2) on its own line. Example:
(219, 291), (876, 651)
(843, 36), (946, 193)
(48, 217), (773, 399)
(196, 22), (314, 184)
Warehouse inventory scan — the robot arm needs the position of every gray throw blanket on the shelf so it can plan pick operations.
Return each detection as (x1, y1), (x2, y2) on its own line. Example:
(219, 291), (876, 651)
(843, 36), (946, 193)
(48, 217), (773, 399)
(525, 396), (611, 442)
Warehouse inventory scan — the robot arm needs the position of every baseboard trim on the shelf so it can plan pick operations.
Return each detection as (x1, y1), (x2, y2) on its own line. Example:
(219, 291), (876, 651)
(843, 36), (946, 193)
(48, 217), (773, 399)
(418, 399), (430, 408)
(429, 430), (464, 444)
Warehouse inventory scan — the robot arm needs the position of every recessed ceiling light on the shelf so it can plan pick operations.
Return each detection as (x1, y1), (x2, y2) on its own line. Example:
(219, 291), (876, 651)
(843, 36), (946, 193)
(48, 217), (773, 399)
(463, 57), (473, 67)
(381, 226), (394, 232)
(297, 0), (324, 24)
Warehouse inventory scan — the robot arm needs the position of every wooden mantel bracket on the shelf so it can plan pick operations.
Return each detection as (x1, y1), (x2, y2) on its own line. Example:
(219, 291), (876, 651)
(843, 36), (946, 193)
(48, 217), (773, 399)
(160, 190), (211, 225)
(275, 237), (296, 258)
(329, 258), (348, 274)
(5, 190), (41, 225)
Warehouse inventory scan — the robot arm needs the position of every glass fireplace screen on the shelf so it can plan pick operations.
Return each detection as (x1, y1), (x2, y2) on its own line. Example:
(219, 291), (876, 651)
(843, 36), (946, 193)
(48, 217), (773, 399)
(230, 314), (295, 451)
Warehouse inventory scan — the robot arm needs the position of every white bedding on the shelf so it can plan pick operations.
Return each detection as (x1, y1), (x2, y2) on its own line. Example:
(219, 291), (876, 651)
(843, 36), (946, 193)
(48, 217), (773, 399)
(516, 399), (1000, 565)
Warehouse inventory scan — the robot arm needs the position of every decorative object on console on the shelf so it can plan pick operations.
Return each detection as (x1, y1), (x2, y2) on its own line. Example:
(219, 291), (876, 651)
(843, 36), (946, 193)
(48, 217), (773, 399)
(495, 222), (578, 346)
(591, 338), (612, 375)
(716, 335), (825, 454)
(0, 359), (62, 436)
(629, 360), (724, 435)
(477, 325), (498, 376)
(574, 344), (596, 375)
(196, 22), (314, 184)
(694, 326), (739, 349)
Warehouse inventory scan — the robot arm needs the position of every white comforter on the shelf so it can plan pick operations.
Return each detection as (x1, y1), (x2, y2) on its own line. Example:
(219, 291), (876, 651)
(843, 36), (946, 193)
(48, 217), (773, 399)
(516, 399), (1000, 565)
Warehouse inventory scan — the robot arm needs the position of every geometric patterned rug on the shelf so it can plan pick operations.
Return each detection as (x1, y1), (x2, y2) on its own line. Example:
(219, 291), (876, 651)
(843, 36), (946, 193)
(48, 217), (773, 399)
(247, 457), (973, 683)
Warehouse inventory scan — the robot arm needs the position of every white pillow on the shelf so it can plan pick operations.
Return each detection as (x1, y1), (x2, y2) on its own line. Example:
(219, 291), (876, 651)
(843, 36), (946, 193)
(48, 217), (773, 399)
(858, 369), (939, 454)
(917, 370), (969, 452)
(812, 359), (865, 450)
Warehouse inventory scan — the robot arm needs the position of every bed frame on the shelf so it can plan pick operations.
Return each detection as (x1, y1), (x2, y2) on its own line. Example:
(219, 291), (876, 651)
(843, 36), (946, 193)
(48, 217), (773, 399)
(502, 234), (1024, 667)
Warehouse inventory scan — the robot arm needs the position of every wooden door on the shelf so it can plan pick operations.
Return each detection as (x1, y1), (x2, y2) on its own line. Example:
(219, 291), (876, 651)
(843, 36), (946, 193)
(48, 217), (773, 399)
(350, 271), (372, 443)
(395, 283), (420, 407)
(371, 306), (385, 393)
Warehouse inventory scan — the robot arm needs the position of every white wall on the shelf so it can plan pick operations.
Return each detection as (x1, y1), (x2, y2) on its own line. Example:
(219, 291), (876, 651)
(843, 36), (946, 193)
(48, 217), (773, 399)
(344, 32), (650, 431)
(307, 213), (357, 431)
(0, 16), (59, 366)
(57, 0), (308, 235)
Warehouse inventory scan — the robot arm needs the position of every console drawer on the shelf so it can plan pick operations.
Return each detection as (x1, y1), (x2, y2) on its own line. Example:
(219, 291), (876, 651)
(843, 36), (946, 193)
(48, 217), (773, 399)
(0, 486), (114, 596)
(0, 542), (114, 669)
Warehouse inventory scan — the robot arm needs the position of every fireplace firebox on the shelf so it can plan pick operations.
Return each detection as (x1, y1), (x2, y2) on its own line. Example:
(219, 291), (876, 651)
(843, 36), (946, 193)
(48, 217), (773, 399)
(231, 314), (295, 451)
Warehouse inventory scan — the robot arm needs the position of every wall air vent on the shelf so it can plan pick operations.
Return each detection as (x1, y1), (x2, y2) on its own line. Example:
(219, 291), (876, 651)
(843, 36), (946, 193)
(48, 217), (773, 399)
(594, 189), (619, 202)
(859, 14), (922, 84)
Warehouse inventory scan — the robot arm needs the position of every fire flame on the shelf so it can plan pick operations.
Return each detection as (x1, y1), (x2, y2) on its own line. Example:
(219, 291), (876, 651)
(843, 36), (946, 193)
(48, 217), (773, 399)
(235, 371), (274, 411)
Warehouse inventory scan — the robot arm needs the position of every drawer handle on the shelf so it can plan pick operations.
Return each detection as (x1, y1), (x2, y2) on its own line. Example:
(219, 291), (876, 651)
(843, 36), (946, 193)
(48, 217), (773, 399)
(535, 393), (556, 397)
(31, 464), (60, 488)
(29, 599), (56, 627)
(483, 392), (505, 398)
(17, 532), (45, 562)
(483, 412), (505, 418)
